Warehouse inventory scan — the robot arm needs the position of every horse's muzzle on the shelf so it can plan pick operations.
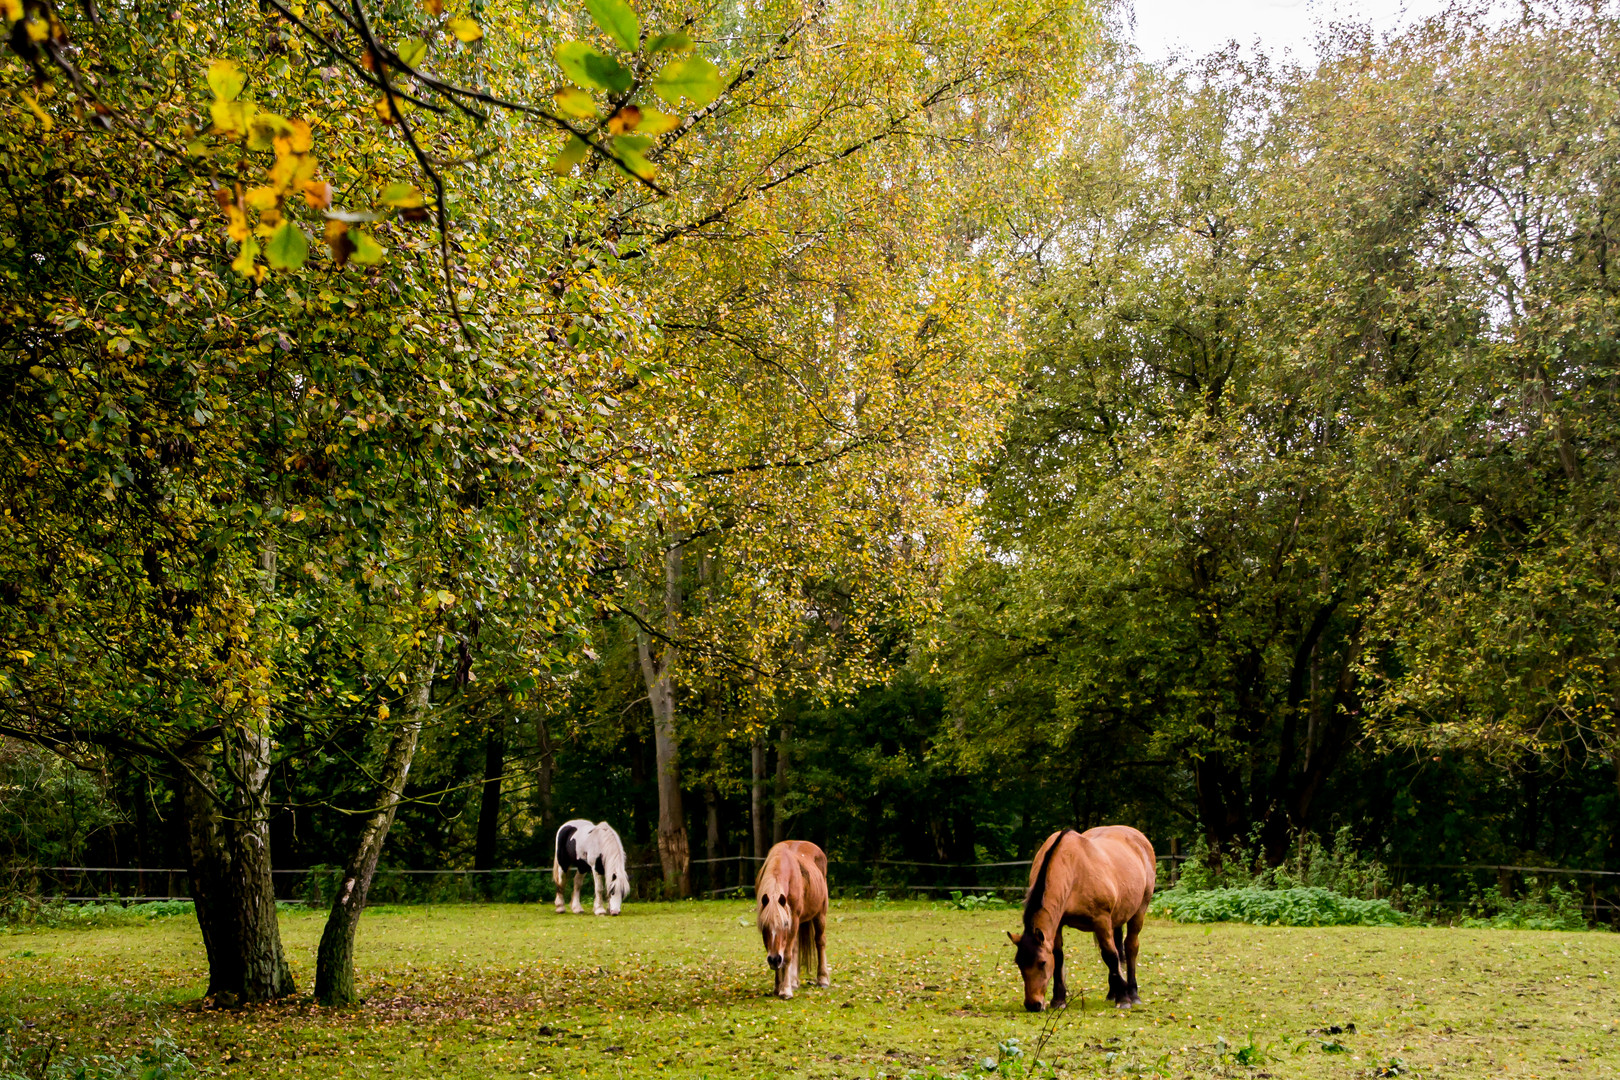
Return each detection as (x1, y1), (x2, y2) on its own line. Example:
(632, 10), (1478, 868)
(1024, 1000), (1045, 1013)
(767, 954), (783, 969)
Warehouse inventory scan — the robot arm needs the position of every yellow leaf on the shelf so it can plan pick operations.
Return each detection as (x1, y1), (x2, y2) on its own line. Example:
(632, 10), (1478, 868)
(244, 185), (280, 212)
(274, 117), (314, 156)
(349, 230), (385, 265)
(210, 98), (256, 137)
(635, 107), (679, 136)
(224, 204), (250, 243)
(550, 134), (588, 176)
(19, 90), (51, 131)
(207, 58), (245, 102)
(553, 85), (598, 119)
(422, 0), (444, 13)
(447, 15), (482, 42)
(231, 235), (260, 279)
(378, 703), (391, 721)
(1, 0), (23, 23)
(247, 111), (292, 152)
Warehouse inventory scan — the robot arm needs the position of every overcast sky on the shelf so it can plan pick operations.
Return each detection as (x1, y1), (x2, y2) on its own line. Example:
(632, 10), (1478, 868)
(1129, 0), (1461, 64)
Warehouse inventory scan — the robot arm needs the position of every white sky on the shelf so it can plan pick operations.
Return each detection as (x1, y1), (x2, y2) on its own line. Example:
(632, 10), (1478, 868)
(1129, 0), (1461, 64)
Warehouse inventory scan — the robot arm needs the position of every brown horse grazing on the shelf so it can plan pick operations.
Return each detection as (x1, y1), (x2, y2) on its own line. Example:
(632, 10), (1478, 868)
(755, 840), (830, 999)
(1006, 826), (1156, 1012)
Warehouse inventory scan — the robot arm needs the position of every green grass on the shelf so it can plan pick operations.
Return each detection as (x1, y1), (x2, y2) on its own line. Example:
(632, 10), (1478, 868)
(2, 900), (1618, 1078)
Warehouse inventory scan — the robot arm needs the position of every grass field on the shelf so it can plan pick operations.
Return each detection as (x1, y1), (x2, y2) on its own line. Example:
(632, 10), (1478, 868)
(3, 901), (1617, 1078)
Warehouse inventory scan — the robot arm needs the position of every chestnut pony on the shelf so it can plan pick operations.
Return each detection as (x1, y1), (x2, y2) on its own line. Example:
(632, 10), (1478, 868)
(755, 840), (829, 999)
(1007, 826), (1155, 1011)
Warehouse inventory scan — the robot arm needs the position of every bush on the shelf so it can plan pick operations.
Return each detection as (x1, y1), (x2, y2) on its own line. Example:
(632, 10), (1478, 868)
(0, 898), (196, 931)
(942, 890), (1012, 912)
(1458, 882), (1587, 931)
(0, 1025), (194, 1079)
(1150, 886), (1419, 927)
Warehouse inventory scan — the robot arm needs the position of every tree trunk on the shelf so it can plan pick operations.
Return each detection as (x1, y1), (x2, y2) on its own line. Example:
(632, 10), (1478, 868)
(751, 734), (768, 860)
(179, 730), (295, 1006)
(773, 710), (793, 845)
(636, 540), (690, 897)
(314, 644), (439, 1006)
(536, 713), (556, 841)
(474, 713), (505, 875)
(704, 784), (720, 894)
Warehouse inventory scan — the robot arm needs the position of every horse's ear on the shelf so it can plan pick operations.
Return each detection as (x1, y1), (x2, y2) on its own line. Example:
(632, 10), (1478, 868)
(1006, 931), (1022, 946)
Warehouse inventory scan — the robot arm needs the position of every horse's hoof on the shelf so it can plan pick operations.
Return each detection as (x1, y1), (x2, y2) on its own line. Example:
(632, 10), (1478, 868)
(818, 977), (830, 987)
(1051, 997), (1067, 1010)
(1114, 999), (1133, 1009)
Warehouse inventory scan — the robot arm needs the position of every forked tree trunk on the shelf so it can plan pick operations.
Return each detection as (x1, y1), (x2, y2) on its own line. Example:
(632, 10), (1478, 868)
(636, 539), (690, 897)
(179, 729), (295, 1006)
(314, 645), (439, 1005)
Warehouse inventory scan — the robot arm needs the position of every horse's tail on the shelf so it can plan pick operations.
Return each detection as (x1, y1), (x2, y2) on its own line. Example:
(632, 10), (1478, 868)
(1022, 828), (1074, 931)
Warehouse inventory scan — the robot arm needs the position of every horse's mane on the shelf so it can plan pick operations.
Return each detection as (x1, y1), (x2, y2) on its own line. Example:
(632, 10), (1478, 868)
(594, 821), (628, 882)
(1022, 828), (1074, 933)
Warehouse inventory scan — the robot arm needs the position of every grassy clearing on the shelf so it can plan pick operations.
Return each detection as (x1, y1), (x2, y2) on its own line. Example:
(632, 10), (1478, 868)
(2, 901), (1617, 1078)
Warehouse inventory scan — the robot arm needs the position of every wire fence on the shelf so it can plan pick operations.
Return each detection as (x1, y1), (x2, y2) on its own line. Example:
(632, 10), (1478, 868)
(15, 855), (1620, 913)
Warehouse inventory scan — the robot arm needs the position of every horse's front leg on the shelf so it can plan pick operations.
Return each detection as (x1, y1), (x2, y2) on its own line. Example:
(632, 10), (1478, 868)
(570, 869), (584, 914)
(1050, 925), (1067, 1008)
(785, 921), (800, 997)
(553, 865), (567, 914)
(775, 939), (793, 999)
(1092, 922), (1130, 1006)
(591, 867), (607, 916)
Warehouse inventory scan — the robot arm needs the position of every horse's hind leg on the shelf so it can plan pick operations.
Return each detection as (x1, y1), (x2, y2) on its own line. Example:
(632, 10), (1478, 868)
(813, 914), (830, 987)
(1122, 912), (1145, 1005)
(553, 864), (567, 913)
(570, 869), (584, 914)
(1092, 922), (1130, 1006)
(591, 866), (607, 916)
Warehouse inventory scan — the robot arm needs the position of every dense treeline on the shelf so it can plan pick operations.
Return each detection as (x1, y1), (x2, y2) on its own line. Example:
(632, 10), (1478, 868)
(3, 0), (1620, 1008)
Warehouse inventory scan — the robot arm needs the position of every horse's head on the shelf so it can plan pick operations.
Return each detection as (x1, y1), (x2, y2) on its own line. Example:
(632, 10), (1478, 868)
(1006, 927), (1051, 1012)
(607, 868), (628, 915)
(757, 888), (794, 969)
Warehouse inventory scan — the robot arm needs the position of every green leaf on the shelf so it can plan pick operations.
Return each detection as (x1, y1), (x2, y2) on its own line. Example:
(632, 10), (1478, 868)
(447, 15), (483, 42)
(607, 134), (655, 181)
(207, 58), (244, 102)
(555, 40), (632, 95)
(583, 0), (639, 53)
(378, 181), (425, 208)
(553, 85), (599, 119)
(349, 230), (385, 265)
(550, 135), (589, 176)
(653, 54), (722, 108)
(396, 38), (428, 69)
(265, 220), (309, 271)
(647, 30), (693, 55)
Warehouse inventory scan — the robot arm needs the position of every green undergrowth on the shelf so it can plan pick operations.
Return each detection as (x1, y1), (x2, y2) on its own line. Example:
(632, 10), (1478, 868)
(1, 899), (310, 933)
(1150, 887), (1418, 927)
(0, 1025), (195, 1080)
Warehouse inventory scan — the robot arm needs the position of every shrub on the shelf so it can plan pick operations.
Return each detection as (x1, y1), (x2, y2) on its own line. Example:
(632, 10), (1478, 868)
(1458, 882), (1587, 931)
(1150, 886), (1419, 927)
(0, 898), (196, 931)
(0, 1026), (193, 1079)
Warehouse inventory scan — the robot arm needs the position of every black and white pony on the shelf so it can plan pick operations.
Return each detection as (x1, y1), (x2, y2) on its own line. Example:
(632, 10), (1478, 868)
(552, 819), (630, 916)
